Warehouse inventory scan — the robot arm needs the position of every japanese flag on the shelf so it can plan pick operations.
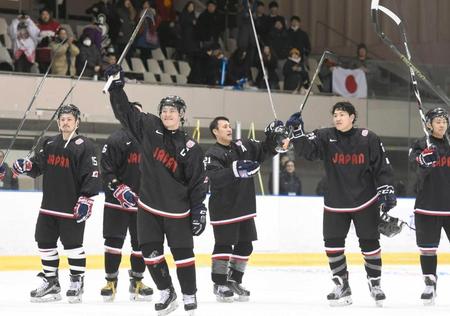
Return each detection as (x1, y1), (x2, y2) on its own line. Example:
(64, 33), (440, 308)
(332, 67), (367, 98)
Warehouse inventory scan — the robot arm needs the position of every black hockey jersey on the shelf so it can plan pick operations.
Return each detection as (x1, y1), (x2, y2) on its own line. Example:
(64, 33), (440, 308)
(109, 89), (207, 218)
(101, 128), (141, 212)
(294, 127), (394, 212)
(27, 134), (101, 218)
(205, 139), (276, 225)
(410, 136), (450, 215)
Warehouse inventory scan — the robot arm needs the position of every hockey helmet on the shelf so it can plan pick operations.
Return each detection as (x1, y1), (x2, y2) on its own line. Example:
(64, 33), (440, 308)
(158, 96), (186, 115)
(57, 104), (81, 121)
(425, 107), (449, 126)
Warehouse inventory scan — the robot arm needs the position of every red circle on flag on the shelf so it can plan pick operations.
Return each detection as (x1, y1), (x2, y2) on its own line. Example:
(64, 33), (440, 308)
(345, 75), (357, 93)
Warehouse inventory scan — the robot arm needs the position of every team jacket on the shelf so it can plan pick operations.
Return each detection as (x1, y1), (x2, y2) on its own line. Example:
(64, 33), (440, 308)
(205, 139), (276, 225)
(101, 128), (141, 212)
(109, 88), (207, 218)
(409, 136), (450, 215)
(294, 127), (394, 212)
(27, 134), (101, 218)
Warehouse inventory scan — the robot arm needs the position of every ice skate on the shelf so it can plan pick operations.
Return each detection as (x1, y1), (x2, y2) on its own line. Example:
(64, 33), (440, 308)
(128, 270), (153, 301)
(368, 277), (386, 307)
(327, 273), (352, 306)
(421, 274), (437, 306)
(100, 279), (117, 302)
(66, 274), (84, 303)
(183, 293), (197, 315)
(30, 272), (61, 303)
(213, 283), (234, 303)
(155, 285), (178, 316)
(227, 280), (250, 302)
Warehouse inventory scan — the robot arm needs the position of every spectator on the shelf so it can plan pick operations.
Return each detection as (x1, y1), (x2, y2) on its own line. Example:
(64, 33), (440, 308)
(349, 43), (381, 95)
(86, 0), (120, 47)
(268, 1), (285, 29)
(76, 34), (102, 78)
(283, 48), (309, 92)
(235, 0), (257, 71)
(254, 1), (271, 46)
(50, 28), (79, 76)
(196, 0), (222, 48)
(267, 19), (289, 60)
(36, 8), (61, 72)
(81, 17), (103, 52)
(255, 45), (279, 90)
(8, 14), (40, 73)
(268, 154), (290, 194)
(135, 2), (161, 68)
(226, 48), (250, 86)
(115, 0), (137, 68)
(154, 0), (178, 56)
(101, 51), (117, 79)
(279, 160), (302, 196)
(287, 16), (310, 58)
(188, 43), (221, 85)
(179, 1), (200, 63)
(0, 150), (19, 190)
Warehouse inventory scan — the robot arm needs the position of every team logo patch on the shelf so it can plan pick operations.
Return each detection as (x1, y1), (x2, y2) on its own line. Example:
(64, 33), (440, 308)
(75, 138), (84, 145)
(186, 140), (196, 148)
(361, 129), (368, 137)
(92, 171), (99, 177)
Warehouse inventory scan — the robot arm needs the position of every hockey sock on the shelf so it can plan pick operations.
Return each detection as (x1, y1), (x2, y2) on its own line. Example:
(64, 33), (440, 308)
(229, 242), (253, 283)
(325, 239), (347, 277)
(38, 243), (59, 278)
(419, 247), (437, 276)
(130, 237), (145, 274)
(211, 244), (232, 285)
(141, 242), (172, 290)
(171, 247), (196, 295)
(104, 237), (124, 277)
(360, 239), (382, 278)
(65, 245), (86, 276)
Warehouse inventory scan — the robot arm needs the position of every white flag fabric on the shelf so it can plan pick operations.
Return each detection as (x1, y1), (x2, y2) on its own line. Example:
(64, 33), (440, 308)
(332, 67), (367, 98)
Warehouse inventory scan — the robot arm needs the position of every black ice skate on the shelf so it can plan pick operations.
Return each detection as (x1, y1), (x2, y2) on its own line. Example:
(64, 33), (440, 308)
(213, 283), (234, 303)
(183, 293), (197, 315)
(100, 278), (117, 302)
(128, 270), (153, 301)
(421, 274), (437, 306)
(155, 285), (178, 316)
(227, 280), (250, 302)
(368, 277), (386, 307)
(30, 272), (61, 303)
(327, 273), (352, 306)
(66, 274), (84, 303)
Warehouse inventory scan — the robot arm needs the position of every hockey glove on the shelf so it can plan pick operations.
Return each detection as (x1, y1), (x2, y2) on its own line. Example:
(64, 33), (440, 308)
(232, 160), (260, 178)
(191, 205), (207, 236)
(264, 120), (284, 137)
(73, 196), (94, 223)
(378, 212), (403, 238)
(416, 146), (439, 168)
(104, 64), (125, 91)
(285, 112), (305, 139)
(0, 164), (5, 181)
(12, 158), (32, 176)
(112, 183), (137, 209)
(265, 120), (292, 153)
(377, 185), (397, 213)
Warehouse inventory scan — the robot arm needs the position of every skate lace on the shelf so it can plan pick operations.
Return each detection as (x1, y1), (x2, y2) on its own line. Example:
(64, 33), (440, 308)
(423, 284), (435, 295)
(371, 285), (384, 296)
(183, 294), (196, 305)
(331, 283), (344, 297)
(35, 279), (50, 295)
(218, 285), (231, 293)
(158, 288), (171, 304)
(69, 279), (81, 291)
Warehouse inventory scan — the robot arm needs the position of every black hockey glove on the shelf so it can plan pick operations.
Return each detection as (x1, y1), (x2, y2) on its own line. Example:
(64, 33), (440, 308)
(416, 146), (439, 168)
(285, 112), (305, 139)
(265, 120), (292, 153)
(104, 64), (125, 91)
(377, 185), (396, 213)
(232, 160), (260, 178)
(264, 120), (284, 136)
(191, 205), (207, 236)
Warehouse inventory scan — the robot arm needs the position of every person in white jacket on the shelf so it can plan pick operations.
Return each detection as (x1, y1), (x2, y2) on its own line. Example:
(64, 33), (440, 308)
(8, 14), (40, 72)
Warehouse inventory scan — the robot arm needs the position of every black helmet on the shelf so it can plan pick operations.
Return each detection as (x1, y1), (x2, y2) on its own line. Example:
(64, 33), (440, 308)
(425, 107), (448, 126)
(57, 104), (80, 120)
(158, 96), (186, 123)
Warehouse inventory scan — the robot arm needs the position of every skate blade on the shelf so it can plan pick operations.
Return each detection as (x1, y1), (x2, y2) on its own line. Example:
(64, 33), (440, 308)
(375, 299), (384, 307)
(157, 301), (179, 316)
(68, 296), (82, 304)
(30, 293), (61, 303)
(216, 295), (234, 303)
(186, 310), (196, 316)
(130, 293), (152, 301)
(102, 294), (115, 303)
(329, 296), (352, 307)
(235, 295), (250, 302)
(422, 298), (435, 306)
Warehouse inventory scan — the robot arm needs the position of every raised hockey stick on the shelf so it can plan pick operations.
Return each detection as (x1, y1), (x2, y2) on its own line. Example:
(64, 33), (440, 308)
(102, 8), (150, 94)
(25, 61), (88, 159)
(0, 40), (67, 166)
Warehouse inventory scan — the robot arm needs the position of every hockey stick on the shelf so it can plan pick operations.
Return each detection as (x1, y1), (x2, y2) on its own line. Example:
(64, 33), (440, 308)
(25, 61), (88, 159)
(102, 8), (150, 94)
(248, 7), (278, 119)
(0, 40), (67, 166)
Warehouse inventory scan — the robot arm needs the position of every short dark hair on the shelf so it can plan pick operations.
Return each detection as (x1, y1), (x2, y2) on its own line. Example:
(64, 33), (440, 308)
(256, 1), (265, 7)
(209, 116), (229, 139)
(269, 1), (279, 9)
(290, 16), (301, 23)
(331, 102), (357, 123)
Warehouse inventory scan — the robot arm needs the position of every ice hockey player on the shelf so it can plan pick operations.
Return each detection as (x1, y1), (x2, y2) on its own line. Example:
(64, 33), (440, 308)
(105, 64), (208, 315)
(100, 102), (153, 302)
(205, 116), (290, 302)
(12, 104), (101, 303)
(286, 101), (396, 307)
(409, 107), (450, 305)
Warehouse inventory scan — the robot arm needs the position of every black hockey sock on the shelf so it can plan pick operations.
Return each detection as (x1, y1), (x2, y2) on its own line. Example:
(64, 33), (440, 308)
(65, 245), (86, 276)
(325, 239), (347, 277)
(130, 237), (145, 274)
(38, 243), (59, 278)
(360, 239), (382, 278)
(420, 253), (437, 276)
(229, 242), (253, 284)
(141, 243), (172, 290)
(104, 238), (124, 276)
(212, 244), (232, 285)
(172, 247), (196, 295)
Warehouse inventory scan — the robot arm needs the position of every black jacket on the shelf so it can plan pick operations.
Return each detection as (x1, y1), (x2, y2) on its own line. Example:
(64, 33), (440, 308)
(279, 171), (302, 196)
